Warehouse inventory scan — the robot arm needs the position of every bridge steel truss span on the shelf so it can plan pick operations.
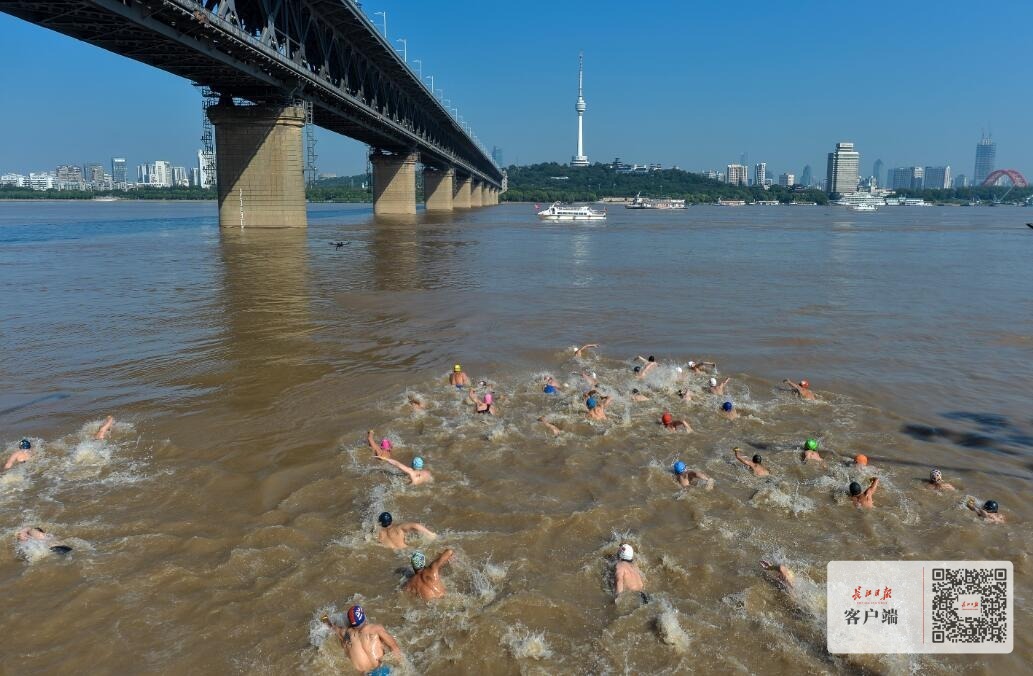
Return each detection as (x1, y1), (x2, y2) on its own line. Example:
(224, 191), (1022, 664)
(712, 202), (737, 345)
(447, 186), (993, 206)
(0, 0), (502, 188)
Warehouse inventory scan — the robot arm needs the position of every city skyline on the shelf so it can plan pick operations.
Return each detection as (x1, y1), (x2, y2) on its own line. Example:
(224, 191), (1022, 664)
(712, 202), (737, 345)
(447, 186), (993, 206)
(1, 1), (1031, 177)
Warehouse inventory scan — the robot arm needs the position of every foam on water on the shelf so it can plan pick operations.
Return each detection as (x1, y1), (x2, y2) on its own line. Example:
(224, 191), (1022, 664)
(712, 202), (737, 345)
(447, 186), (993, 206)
(502, 623), (553, 660)
(653, 598), (693, 653)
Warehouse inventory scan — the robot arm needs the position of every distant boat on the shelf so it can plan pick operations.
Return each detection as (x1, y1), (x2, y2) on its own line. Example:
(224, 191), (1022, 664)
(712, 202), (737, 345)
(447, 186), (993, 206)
(849, 203), (878, 212)
(625, 192), (686, 210)
(716, 198), (746, 206)
(92, 195), (119, 202)
(536, 202), (606, 221)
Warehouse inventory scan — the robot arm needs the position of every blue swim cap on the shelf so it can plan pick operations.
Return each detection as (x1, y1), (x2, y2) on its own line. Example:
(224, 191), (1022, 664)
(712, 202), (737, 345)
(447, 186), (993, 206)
(378, 511), (392, 527)
(411, 456), (424, 470)
(984, 500), (999, 514)
(586, 397), (598, 410)
(347, 605), (366, 627)
(722, 401), (733, 412)
(544, 384), (557, 394)
(19, 439), (31, 450)
(411, 551), (427, 570)
(673, 460), (686, 474)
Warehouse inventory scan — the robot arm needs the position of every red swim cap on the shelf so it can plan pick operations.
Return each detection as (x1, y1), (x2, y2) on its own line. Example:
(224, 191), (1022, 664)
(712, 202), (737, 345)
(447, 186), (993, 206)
(661, 412), (673, 425)
(854, 454), (868, 466)
(800, 380), (810, 388)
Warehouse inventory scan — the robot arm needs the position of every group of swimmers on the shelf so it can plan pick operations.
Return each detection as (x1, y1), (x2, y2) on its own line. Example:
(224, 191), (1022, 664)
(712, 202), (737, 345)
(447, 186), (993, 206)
(321, 346), (1008, 673)
(4, 416), (116, 557)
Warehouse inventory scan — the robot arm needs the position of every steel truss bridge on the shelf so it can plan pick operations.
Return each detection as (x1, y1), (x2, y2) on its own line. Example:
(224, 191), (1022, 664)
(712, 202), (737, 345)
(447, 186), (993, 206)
(0, 0), (503, 187)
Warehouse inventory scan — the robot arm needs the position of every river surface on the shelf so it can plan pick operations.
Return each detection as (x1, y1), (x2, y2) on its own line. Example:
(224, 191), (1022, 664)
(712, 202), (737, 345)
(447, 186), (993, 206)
(1, 201), (1030, 675)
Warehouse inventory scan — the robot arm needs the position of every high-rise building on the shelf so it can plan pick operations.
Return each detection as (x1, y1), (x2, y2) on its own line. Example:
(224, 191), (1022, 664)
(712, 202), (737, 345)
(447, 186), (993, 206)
(190, 167), (200, 187)
(570, 52), (589, 167)
(954, 174), (968, 188)
(137, 164), (149, 184)
(56, 164), (84, 183)
(85, 163), (105, 187)
(197, 149), (215, 189)
(872, 159), (884, 187)
(726, 164), (748, 186)
(778, 172), (795, 187)
(923, 165), (951, 190)
(826, 141), (860, 196)
(753, 162), (766, 188)
(973, 134), (995, 185)
(800, 165), (813, 187)
(111, 157), (127, 189)
(152, 160), (172, 187)
(491, 145), (504, 167)
(889, 166), (924, 190)
(172, 166), (189, 187)
(29, 172), (55, 190)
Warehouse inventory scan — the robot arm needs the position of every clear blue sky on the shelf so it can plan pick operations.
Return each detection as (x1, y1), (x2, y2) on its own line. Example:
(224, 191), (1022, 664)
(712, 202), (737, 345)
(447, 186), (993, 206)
(1, 0), (1030, 180)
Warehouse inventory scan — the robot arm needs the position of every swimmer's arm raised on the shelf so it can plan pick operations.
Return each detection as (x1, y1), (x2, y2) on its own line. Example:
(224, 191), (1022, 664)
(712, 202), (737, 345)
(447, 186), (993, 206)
(428, 548), (454, 575)
(574, 343), (598, 356)
(366, 430), (379, 452)
(733, 450), (754, 469)
(863, 477), (879, 497)
(378, 456), (416, 480)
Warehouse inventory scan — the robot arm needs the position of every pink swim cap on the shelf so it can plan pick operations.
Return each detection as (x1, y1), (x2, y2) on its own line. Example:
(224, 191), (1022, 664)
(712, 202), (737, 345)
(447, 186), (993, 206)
(484, 393), (494, 405)
(380, 438), (392, 451)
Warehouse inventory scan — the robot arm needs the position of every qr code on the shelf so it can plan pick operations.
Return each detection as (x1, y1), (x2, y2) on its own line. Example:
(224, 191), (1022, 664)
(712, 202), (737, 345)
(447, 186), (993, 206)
(931, 567), (1008, 643)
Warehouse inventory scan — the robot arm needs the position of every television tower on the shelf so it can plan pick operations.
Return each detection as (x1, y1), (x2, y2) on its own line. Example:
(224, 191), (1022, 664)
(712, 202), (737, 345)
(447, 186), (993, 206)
(571, 52), (589, 167)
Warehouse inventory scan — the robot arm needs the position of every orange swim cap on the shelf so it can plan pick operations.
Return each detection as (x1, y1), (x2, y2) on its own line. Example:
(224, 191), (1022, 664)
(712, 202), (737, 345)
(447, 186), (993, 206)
(800, 379), (810, 388)
(854, 454), (868, 466)
(661, 412), (673, 425)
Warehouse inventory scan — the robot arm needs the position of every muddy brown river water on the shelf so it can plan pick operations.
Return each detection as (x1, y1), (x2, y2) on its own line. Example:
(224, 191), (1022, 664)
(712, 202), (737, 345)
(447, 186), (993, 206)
(1, 201), (1030, 674)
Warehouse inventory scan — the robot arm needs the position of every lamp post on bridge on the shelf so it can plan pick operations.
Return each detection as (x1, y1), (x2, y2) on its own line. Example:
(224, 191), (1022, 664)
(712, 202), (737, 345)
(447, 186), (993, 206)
(395, 38), (406, 62)
(373, 11), (387, 39)
(412, 59), (422, 79)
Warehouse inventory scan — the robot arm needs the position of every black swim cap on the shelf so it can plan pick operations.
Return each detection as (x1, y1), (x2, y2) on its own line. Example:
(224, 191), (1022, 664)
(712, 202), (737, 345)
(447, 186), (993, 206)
(632, 388), (640, 394)
(49, 545), (73, 555)
(752, 454), (762, 464)
(378, 511), (392, 527)
(983, 500), (999, 514)
(648, 355), (655, 362)
(849, 481), (862, 496)
(634, 366), (641, 373)
(19, 439), (31, 450)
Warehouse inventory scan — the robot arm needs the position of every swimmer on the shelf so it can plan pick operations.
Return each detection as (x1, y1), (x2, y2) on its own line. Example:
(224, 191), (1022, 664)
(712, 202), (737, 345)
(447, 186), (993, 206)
(467, 389), (497, 415)
(759, 559), (795, 590)
(853, 454), (869, 467)
(376, 512), (437, 549)
(580, 371), (599, 389)
(15, 527), (73, 555)
(573, 343), (599, 357)
(613, 544), (644, 598)
(404, 548), (455, 600)
(634, 355), (657, 364)
(659, 411), (692, 432)
(636, 361), (658, 379)
(94, 416), (114, 440)
(542, 375), (563, 394)
(367, 430), (393, 459)
(537, 416), (563, 437)
(687, 360), (716, 373)
(3, 439), (33, 471)
(320, 605), (402, 674)
(927, 468), (956, 491)
(672, 461), (714, 490)
(718, 401), (739, 420)
(966, 497), (1005, 523)
(733, 447), (769, 477)
(407, 394), (426, 411)
(585, 395), (612, 421)
(783, 379), (816, 401)
(449, 363), (471, 389)
(801, 439), (823, 463)
(707, 377), (730, 396)
(849, 477), (879, 509)
(676, 388), (693, 402)
(378, 455), (433, 485)
(629, 388), (649, 402)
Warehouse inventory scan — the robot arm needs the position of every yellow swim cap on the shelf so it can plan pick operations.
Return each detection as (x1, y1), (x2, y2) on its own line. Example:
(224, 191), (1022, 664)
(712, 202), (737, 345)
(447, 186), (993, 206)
(454, 364), (462, 372)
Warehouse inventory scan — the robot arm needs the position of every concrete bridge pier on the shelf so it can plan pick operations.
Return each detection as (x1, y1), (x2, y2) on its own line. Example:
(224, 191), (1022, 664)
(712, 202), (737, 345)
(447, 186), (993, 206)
(207, 101), (307, 228)
(371, 150), (419, 215)
(470, 181), (484, 207)
(423, 167), (454, 212)
(454, 175), (473, 208)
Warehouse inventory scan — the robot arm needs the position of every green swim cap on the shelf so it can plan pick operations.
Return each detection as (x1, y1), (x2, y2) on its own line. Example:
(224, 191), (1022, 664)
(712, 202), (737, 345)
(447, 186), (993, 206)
(805, 438), (818, 451)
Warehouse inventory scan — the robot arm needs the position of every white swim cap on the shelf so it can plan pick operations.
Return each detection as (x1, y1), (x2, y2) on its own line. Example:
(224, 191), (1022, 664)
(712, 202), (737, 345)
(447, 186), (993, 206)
(709, 377), (718, 387)
(618, 544), (634, 561)
(675, 367), (683, 373)
(591, 372), (597, 379)
(688, 361), (696, 368)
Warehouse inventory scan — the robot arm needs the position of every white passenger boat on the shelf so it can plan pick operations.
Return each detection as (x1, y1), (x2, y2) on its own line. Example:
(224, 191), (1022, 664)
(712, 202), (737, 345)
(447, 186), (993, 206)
(536, 202), (606, 221)
(849, 203), (878, 212)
